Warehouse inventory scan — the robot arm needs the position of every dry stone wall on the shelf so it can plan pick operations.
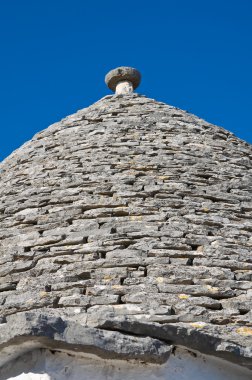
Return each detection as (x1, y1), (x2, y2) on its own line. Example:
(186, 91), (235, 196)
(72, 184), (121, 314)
(0, 94), (251, 369)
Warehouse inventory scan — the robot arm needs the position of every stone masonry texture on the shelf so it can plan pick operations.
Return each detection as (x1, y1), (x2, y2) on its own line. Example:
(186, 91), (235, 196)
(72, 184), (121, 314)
(0, 93), (251, 369)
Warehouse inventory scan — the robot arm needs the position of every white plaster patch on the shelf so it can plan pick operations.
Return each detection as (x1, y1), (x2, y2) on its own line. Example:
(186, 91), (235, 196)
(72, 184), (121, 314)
(8, 375), (49, 380)
(1, 347), (251, 380)
(115, 81), (134, 94)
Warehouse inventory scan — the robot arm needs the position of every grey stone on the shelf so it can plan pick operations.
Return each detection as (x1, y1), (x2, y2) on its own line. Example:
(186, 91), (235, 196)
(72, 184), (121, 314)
(0, 92), (251, 370)
(0, 311), (172, 366)
(105, 67), (141, 91)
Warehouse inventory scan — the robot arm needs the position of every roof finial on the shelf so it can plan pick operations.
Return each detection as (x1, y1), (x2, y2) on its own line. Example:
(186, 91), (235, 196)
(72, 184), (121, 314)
(105, 66), (141, 95)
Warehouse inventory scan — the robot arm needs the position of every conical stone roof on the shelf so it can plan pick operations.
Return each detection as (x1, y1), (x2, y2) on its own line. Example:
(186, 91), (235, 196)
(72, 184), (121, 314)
(0, 85), (252, 369)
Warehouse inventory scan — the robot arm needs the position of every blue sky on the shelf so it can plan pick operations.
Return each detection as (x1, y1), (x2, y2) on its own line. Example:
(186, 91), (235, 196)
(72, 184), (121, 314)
(0, 0), (251, 161)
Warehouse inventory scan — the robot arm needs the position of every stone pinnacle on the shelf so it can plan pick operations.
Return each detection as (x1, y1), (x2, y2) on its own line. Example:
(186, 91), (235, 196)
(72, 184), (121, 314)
(105, 66), (141, 95)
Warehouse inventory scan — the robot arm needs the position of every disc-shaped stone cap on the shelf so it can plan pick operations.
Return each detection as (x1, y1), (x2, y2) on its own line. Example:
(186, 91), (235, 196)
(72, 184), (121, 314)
(105, 66), (141, 92)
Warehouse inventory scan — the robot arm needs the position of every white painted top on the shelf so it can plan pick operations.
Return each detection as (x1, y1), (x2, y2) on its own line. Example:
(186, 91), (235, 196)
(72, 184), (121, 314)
(115, 80), (134, 94)
(1, 347), (251, 380)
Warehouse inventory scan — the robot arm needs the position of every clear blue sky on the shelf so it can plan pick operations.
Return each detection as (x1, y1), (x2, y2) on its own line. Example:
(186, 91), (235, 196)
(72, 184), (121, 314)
(0, 0), (251, 161)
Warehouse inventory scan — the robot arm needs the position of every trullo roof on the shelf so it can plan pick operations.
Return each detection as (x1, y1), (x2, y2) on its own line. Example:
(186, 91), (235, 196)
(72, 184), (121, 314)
(0, 71), (251, 370)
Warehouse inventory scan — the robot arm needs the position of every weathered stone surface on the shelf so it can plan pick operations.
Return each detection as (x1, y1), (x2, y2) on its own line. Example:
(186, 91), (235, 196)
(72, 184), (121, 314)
(0, 93), (251, 370)
(0, 311), (172, 366)
(105, 67), (141, 91)
(91, 316), (252, 370)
